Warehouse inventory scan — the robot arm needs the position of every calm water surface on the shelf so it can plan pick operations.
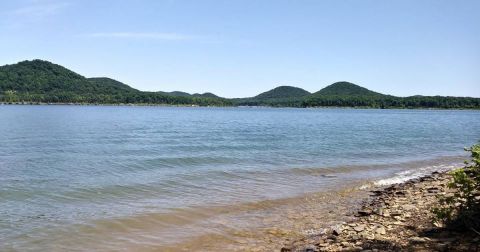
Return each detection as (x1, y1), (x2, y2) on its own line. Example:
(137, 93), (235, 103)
(1, 106), (479, 251)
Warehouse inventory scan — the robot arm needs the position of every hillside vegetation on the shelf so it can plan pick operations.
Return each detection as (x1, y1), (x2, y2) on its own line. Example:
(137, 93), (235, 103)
(303, 82), (479, 108)
(0, 60), (231, 106)
(1, 60), (479, 109)
(233, 86), (311, 107)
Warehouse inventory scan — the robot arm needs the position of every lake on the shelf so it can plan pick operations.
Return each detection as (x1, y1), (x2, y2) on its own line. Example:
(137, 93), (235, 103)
(1, 105), (479, 251)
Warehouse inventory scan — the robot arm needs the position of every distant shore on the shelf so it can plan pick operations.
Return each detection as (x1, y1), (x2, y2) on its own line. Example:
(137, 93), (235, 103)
(1, 102), (479, 110)
(282, 171), (479, 252)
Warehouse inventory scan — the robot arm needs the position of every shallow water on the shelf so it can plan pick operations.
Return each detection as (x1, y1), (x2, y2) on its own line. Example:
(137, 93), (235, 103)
(0, 106), (479, 251)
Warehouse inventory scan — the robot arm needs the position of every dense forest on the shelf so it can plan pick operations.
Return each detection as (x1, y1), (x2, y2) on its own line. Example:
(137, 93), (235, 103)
(234, 82), (480, 109)
(232, 86), (310, 107)
(0, 60), (232, 106)
(1, 60), (479, 109)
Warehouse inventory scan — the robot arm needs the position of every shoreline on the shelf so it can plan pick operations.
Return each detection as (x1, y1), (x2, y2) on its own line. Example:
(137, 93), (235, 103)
(1, 102), (479, 110)
(282, 171), (479, 252)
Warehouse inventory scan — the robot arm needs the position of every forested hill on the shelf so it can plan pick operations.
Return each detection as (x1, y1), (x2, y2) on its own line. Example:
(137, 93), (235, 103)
(158, 91), (221, 99)
(313, 81), (383, 97)
(255, 86), (311, 99)
(0, 60), (479, 109)
(302, 82), (480, 108)
(232, 86), (311, 107)
(0, 60), (231, 106)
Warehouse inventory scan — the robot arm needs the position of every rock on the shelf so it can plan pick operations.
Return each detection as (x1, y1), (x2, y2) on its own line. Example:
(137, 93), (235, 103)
(390, 211), (402, 217)
(434, 243), (449, 251)
(332, 225), (343, 236)
(402, 204), (416, 211)
(353, 225), (365, 232)
(304, 244), (316, 252)
(375, 226), (386, 235)
(408, 236), (429, 244)
(281, 247), (292, 252)
(358, 209), (372, 216)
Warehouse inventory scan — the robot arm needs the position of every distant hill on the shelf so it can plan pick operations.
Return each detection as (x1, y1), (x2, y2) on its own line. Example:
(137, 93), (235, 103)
(0, 60), (231, 106)
(87, 77), (139, 93)
(193, 92), (220, 98)
(255, 86), (310, 99)
(0, 59), (478, 109)
(0, 60), (99, 94)
(312, 81), (383, 97)
(163, 91), (191, 97)
(161, 91), (222, 99)
(233, 86), (310, 107)
(304, 82), (479, 108)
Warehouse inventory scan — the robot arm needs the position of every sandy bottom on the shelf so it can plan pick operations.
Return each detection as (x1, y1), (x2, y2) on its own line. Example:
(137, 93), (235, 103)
(139, 182), (371, 251)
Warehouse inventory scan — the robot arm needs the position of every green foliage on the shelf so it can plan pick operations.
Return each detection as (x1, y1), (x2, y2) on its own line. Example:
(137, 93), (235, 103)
(233, 86), (310, 107)
(432, 143), (480, 230)
(312, 81), (383, 97)
(255, 86), (311, 99)
(192, 92), (220, 98)
(303, 82), (480, 109)
(0, 60), (232, 106)
(1, 60), (479, 108)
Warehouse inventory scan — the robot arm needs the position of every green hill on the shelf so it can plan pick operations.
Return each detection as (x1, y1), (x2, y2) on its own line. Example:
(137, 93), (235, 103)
(303, 82), (479, 108)
(233, 86), (310, 107)
(0, 60), (98, 94)
(0, 60), (231, 106)
(87, 77), (139, 93)
(192, 92), (220, 98)
(313, 81), (383, 97)
(255, 86), (310, 99)
(161, 91), (221, 99)
(163, 91), (191, 97)
(0, 59), (478, 109)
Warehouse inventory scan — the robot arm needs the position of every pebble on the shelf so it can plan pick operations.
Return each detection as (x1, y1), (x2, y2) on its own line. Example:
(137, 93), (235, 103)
(353, 224), (365, 232)
(375, 226), (386, 235)
(280, 172), (479, 252)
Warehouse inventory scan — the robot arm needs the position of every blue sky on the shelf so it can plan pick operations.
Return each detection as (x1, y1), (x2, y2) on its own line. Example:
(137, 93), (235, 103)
(1, 0), (479, 98)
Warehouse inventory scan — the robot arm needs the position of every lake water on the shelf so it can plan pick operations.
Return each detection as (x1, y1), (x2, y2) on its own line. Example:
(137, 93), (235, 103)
(1, 106), (479, 251)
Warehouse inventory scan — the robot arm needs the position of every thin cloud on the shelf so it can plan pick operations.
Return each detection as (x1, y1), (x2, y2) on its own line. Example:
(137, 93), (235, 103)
(8, 1), (70, 18)
(83, 32), (199, 41)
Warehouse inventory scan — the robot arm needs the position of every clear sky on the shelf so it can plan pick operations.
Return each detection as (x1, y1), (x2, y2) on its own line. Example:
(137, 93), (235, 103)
(1, 0), (479, 98)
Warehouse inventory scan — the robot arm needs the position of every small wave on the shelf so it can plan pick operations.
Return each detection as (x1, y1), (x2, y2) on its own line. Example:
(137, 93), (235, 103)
(373, 163), (458, 186)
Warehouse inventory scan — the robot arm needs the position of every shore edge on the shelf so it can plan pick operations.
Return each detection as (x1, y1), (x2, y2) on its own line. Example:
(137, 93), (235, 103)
(281, 171), (479, 252)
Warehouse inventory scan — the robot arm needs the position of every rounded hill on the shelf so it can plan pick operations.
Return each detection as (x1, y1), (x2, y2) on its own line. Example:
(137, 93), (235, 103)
(255, 86), (311, 99)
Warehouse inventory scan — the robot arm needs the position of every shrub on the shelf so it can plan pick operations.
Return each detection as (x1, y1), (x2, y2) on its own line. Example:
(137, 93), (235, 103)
(432, 143), (480, 231)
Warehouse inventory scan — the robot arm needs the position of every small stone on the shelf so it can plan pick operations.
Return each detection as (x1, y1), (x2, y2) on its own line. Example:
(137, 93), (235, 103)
(402, 204), (416, 211)
(375, 226), (386, 235)
(390, 211), (402, 217)
(332, 225), (343, 236)
(354, 225), (365, 232)
(305, 244), (316, 252)
(358, 209), (372, 216)
(408, 236), (429, 244)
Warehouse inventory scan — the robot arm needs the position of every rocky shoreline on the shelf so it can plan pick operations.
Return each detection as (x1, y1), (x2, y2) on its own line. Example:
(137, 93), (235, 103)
(281, 171), (480, 252)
